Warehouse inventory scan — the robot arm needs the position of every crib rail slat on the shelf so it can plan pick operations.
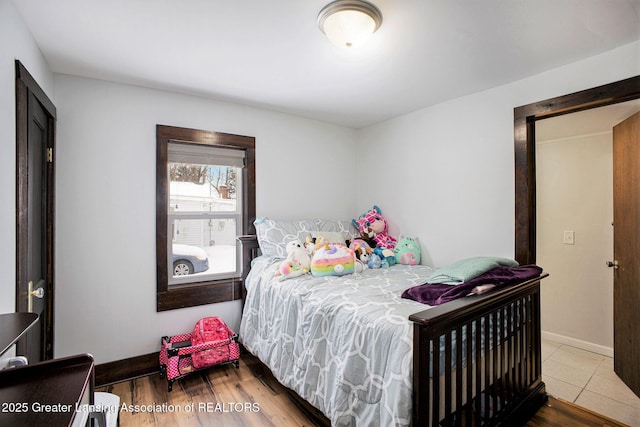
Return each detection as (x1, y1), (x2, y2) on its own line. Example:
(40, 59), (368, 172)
(465, 322), (473, 424)
(505, 303), (515, 401)
(474, 318), (482, 426)
(445, 331), (452, 420)
(455, 326), (463, 427)
(432, 336), (441, 426)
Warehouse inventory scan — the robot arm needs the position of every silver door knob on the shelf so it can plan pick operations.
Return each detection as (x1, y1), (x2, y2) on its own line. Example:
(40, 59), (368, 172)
(606, 260), (619, 269)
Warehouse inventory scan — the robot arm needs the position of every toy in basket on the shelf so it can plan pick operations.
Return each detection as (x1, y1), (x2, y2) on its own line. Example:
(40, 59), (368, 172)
(159, 317), (240, 391)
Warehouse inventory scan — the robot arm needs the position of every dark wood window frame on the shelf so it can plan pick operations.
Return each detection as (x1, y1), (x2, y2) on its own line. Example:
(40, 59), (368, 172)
(156, 125), (256, 311)
(514, 75), (640, 265)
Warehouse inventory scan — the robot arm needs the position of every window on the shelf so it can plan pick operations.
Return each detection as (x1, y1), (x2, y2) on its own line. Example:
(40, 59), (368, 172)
(167, 144), (243, 284)
(156, 125), (255, 311)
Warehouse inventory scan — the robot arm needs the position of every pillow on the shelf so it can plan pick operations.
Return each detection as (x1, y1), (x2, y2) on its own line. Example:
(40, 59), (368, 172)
(309, 230), (346, 245)
(254, 217), (357, 259)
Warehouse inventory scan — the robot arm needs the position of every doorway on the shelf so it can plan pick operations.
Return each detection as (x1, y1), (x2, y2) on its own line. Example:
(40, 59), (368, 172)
(535, 101), (640, 354)
(514, 76), (640, 400)
(15, 60), (56, 363)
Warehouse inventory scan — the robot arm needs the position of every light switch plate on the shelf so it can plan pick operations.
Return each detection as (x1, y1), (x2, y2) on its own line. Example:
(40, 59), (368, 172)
(563, 230), (575, 245)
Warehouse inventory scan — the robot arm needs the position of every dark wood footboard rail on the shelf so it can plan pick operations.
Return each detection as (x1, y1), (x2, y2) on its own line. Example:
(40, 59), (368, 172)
(409, 274), (548, 426)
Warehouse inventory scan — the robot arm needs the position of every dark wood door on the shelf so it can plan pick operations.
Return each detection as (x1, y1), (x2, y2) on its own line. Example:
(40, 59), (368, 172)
(612, 110), (640, 398)
(16, 62), (56, 363)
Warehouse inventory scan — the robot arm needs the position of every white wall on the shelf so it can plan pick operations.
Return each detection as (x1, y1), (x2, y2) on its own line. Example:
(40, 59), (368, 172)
(0, 0), (54, 365)
(537, 132), (614, 354)
(356, 41), (640, 268)
(0, 0), (54, 314)
(53, 75), (357, 363)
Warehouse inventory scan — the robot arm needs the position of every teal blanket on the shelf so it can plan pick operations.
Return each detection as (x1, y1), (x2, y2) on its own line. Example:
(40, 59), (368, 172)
(427, 256), (519, 285)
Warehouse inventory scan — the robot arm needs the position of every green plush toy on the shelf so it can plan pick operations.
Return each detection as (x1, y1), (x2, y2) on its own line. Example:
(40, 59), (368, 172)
(394, 235), (421, 265)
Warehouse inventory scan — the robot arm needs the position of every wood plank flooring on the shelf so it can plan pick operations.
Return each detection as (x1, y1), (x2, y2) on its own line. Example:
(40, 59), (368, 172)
(97, 353), (328, 427)
(97, 353), (630, 427)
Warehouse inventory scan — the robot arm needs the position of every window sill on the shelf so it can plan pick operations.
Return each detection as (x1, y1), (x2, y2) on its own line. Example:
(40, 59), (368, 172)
(156, 278), (243, 311)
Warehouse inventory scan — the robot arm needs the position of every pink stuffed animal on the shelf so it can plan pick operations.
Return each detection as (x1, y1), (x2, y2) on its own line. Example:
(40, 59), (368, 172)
(352, 205), (397, 250)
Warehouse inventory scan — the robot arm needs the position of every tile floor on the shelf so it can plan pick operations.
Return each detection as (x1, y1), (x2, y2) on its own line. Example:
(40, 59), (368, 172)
(542, 338), (640, 426)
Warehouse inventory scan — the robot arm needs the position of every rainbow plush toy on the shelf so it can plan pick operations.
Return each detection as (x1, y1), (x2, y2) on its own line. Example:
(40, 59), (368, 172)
(352, 205), (397, 250)
(311, 244), (355, 277)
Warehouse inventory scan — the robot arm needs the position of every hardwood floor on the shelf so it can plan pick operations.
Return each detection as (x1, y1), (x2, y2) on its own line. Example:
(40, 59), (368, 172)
(97, 353), (328, 427)
(98, 353), (629, 426)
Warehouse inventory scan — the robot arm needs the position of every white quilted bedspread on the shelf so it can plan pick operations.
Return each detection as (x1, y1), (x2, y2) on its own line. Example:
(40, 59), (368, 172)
(239, 256), (435, 426)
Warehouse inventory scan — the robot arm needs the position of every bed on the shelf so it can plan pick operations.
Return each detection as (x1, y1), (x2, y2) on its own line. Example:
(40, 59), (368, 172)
(238, 218), (548, 426)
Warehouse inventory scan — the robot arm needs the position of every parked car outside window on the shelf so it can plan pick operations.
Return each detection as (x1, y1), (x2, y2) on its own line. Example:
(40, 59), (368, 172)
(172, 244), (209, 276)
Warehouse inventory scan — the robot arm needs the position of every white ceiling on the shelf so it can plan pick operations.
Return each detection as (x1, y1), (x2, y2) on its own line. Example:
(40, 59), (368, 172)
(12, 0), (640, 128)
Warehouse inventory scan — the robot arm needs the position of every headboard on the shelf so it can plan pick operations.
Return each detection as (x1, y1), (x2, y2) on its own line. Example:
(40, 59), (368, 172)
(237, 235), (260, 303)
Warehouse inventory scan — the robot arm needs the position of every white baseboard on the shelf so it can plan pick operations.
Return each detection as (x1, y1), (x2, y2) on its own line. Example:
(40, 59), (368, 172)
(541, 331), (613, 358)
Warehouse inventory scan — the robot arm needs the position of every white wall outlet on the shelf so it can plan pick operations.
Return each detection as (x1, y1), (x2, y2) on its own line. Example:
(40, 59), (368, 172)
(563, 230), (575, 245)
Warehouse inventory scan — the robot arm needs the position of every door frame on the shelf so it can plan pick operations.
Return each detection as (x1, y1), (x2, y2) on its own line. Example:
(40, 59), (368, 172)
(15, 60), (56, 360)
(514, 75), (640, 265)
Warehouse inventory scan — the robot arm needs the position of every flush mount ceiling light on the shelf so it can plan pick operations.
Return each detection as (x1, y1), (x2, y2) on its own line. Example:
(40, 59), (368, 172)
(318, 0), (383, 48)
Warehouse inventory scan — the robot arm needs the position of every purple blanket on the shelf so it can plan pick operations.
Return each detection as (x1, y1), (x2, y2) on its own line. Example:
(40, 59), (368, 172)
(401, 265), (543, 306)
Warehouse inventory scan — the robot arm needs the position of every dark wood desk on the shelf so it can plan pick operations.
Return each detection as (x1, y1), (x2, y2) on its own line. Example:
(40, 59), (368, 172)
(0, 312), (38, 357)
(0, 353), (95, 427)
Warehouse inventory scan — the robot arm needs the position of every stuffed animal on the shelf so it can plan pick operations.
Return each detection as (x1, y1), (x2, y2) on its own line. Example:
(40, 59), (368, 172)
(352, 205), (397, 250)
(348, 239), (372, 272)
(305, 236), (316, 257)
(305, 236), (330, 257)
(373, 246), (396, 267)
(354, 227), (377, 249)
(348, 239), (373, 262)
(311, 244), (355, 277)
(367, 253), (389, 269)
(275, 260), (307, 281)
(275, 239), (311, 281)
(394, 235), (421, 265)
(285, 240), (311, 270)
(367, 253), (383, 269)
